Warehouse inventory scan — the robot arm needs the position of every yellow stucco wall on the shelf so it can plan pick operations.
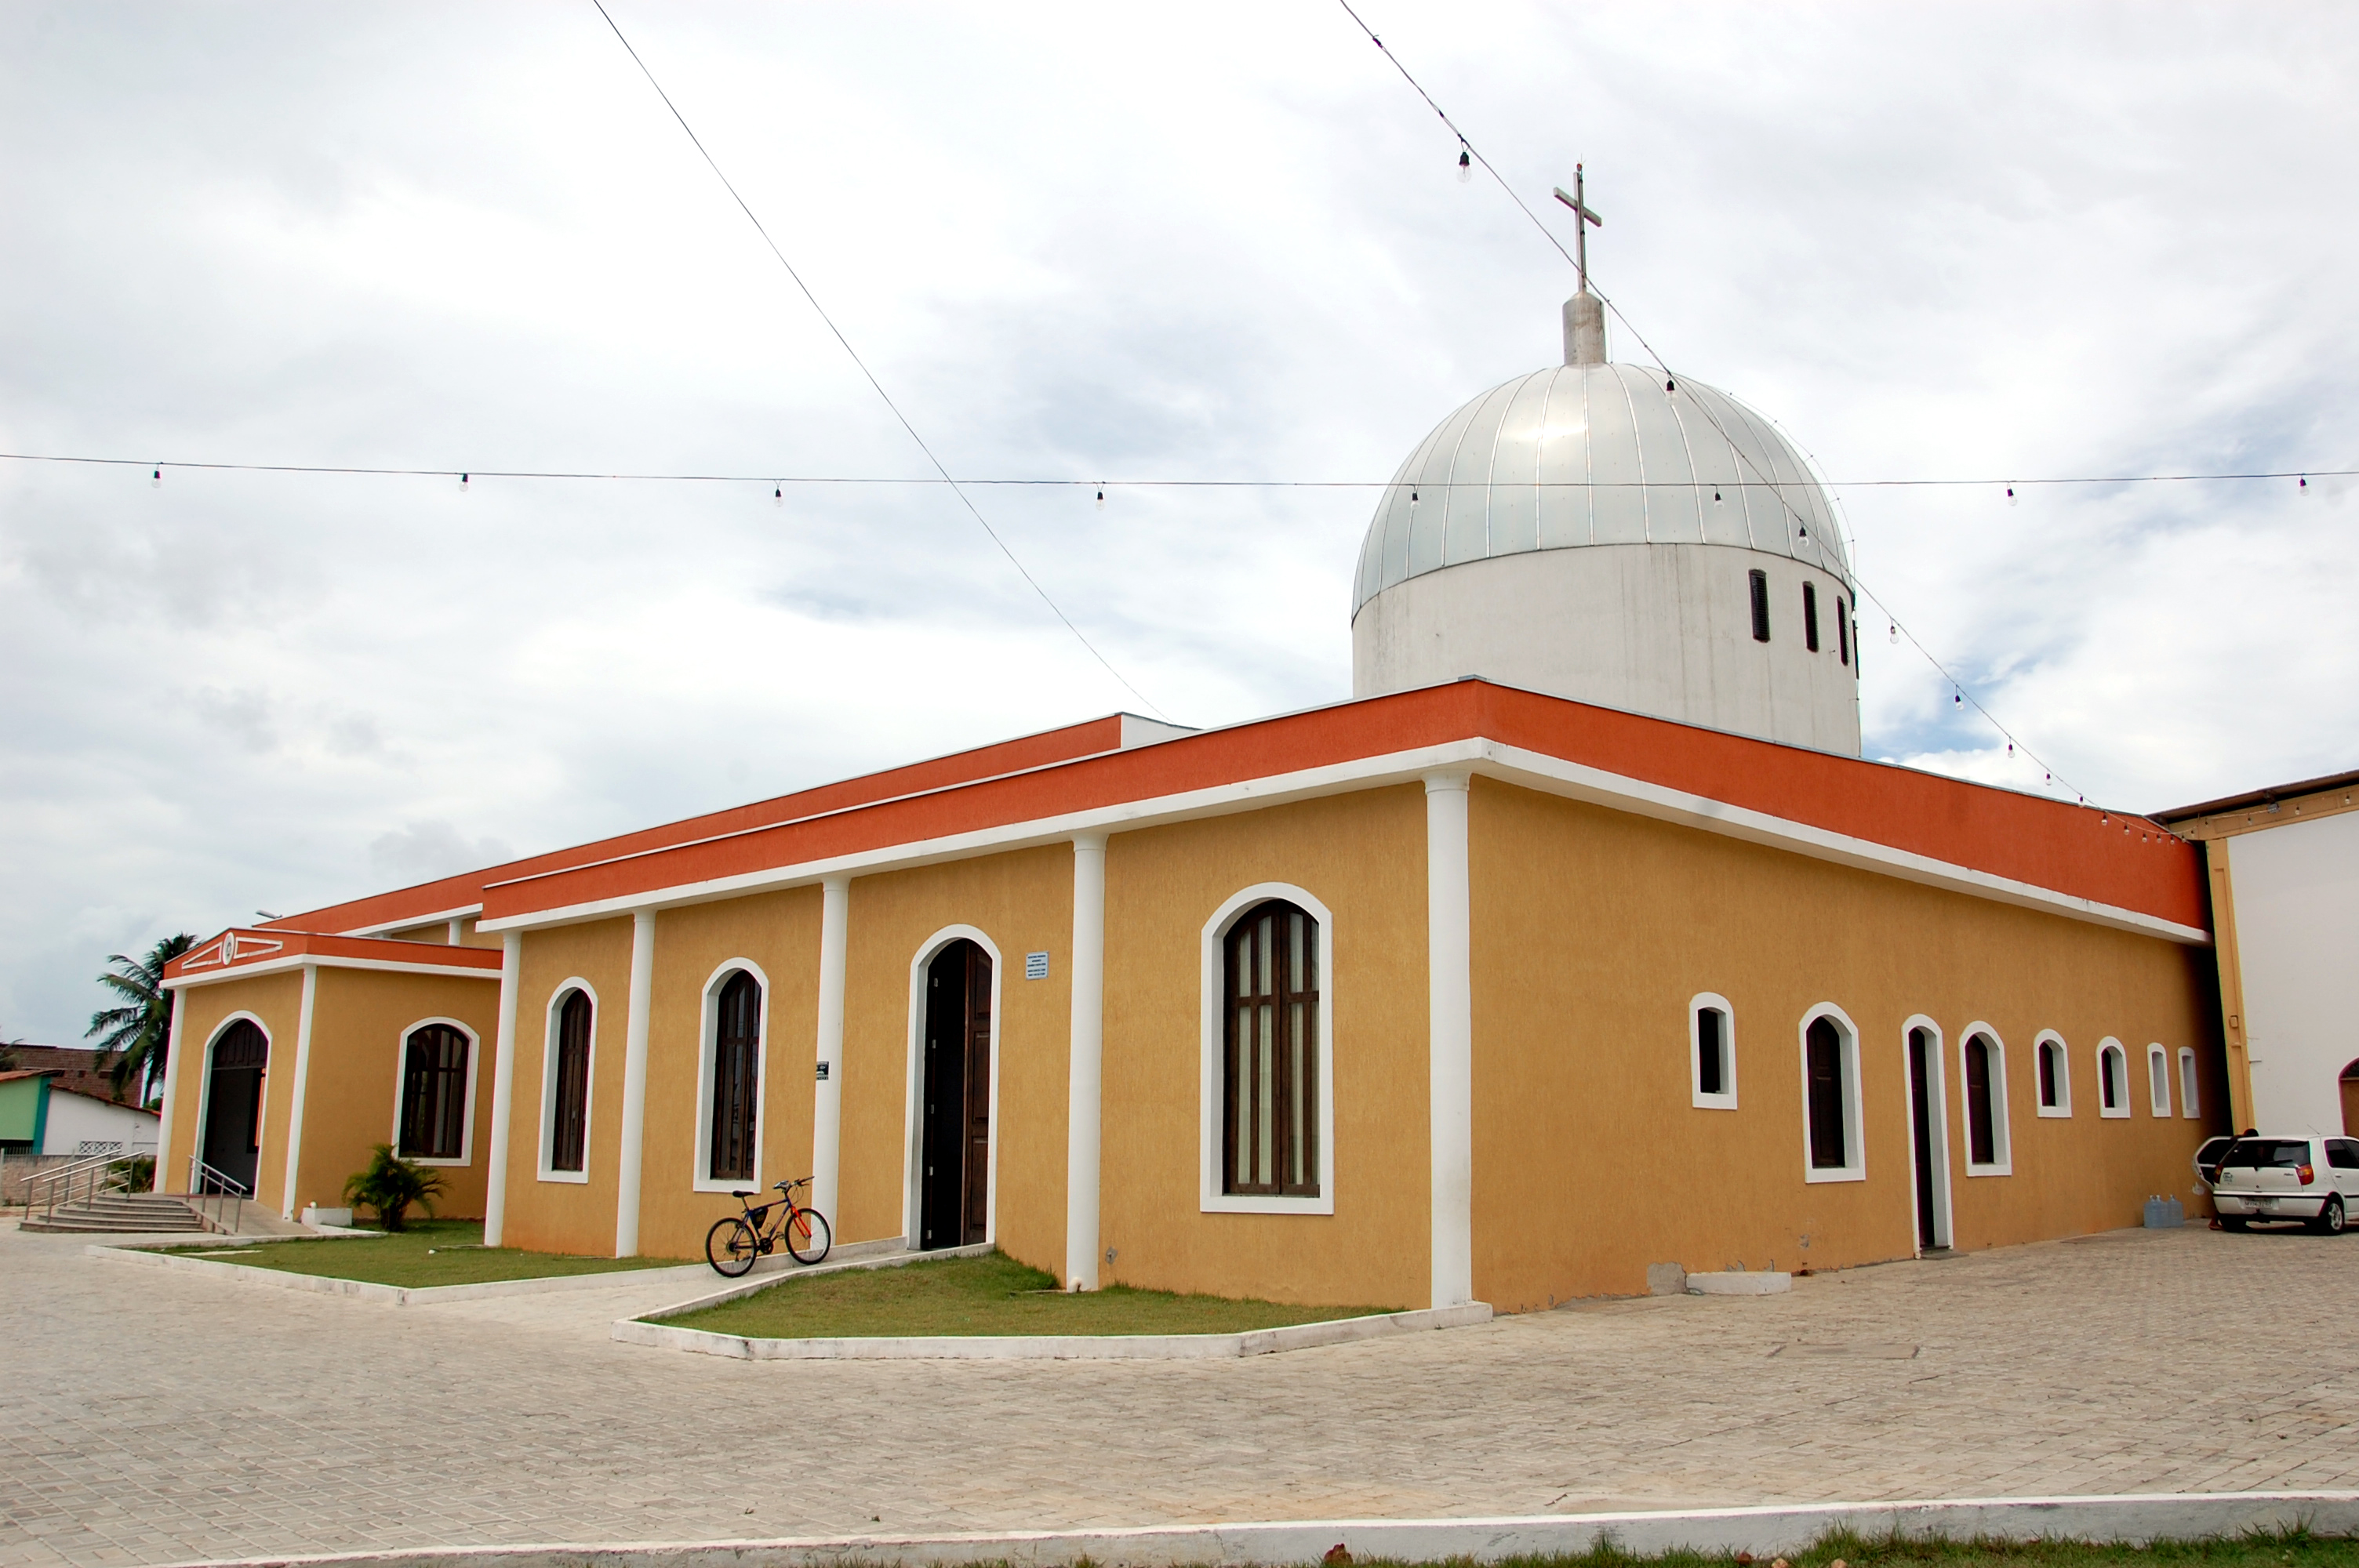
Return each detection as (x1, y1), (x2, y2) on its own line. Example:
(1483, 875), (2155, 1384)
(836, 848), (1074, 1272)
(286, 968), (502, 1221)
(163, 971), (305, 1203)
(1467, 779), (2224, 1311)
(631, 890), (822, 1262)
(498, 917), (635, 1257)
(1096, 786), (1432, 1309)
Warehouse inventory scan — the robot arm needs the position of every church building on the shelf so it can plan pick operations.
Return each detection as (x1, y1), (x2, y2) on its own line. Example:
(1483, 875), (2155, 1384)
(155, 287), (2224, 1312)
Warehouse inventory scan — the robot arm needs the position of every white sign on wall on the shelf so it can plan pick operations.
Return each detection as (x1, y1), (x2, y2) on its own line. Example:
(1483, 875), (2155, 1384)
(1025, 951), (1049, 980)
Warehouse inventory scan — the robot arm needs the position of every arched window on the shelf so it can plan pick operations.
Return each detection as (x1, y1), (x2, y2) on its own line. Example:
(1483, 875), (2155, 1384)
(1961, 1030), (2010, 1172)
(2178, 1047), (2201, 1118)
(398, 1024), (471, 1160)
(2035, 1033), (2070, 1116)
(1803, 581), (1822, 652)
(2146, 1044), (2172, 1117)
(1223, 899), (1320, 1197)
(1749, 569), (1772, 642)
(1805, 1015), (1850, 1171)
(549, 989), (593, 1173)
(2097, 1040), (2129, 1118)
(708, 971), (761, 1184)
(1691, 994), (1736, 1109)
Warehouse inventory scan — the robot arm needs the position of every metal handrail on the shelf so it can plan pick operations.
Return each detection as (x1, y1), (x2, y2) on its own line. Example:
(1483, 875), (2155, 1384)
(28, 1151), (125, 1222)
(186, 1156), (250, 1234)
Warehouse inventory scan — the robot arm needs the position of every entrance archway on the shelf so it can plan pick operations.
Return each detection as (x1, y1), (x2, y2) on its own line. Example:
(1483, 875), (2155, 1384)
(200, 1019), (269, 1195)
(918, 939), (993, 1250)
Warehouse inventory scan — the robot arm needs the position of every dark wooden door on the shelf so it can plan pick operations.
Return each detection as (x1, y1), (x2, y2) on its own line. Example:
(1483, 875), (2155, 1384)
(919, 941), (992, 1249)
(1907, 1028), (1938, 1248)
(202, 1020), (269, 1195)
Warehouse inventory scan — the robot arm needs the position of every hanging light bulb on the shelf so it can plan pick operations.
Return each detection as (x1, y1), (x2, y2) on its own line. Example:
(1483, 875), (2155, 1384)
(1713, 488), (1723, 505)
(1665, 376), (1677, 394)
(2005, 485), (2017, 506)
(460, 472), (471, 492)
(1888, 623), (1898, 644)
(151, 466), (162, 488)
(1456, 146), (1472, 183)
(1410, 488), (1419, 506)
(773, 487), (783, 507)
(1953, 691), (1963, 706)
(1797, 524), (1809, 542)
(2006, 742), (2015, 756)
(2299, 474), (2309, 492)
(1096, 488), (1105, 510)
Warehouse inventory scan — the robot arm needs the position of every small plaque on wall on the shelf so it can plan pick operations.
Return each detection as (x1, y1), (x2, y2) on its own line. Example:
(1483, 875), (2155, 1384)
(1025, 951), (1049, 980)
(815, 1061), (831, 1081)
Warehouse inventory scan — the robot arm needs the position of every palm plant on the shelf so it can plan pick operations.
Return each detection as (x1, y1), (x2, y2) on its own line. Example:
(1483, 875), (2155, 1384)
(343, 1145), (445, 1232)
(86, 934), (198, 1102)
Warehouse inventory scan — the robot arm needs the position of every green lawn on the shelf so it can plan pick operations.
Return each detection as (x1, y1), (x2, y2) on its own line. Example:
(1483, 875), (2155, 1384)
(655, 1250), (1394, 1338)
(184, 1219), (680, 1287)
(1382, 1535), (2359, 1568)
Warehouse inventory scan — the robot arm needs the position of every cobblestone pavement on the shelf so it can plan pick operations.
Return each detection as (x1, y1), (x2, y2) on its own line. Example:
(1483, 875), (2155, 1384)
(5, 1223), (2357, 1568)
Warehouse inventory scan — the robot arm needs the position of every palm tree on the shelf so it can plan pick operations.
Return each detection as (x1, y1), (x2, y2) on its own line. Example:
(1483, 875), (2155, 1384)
(86, 934), (198, 1102)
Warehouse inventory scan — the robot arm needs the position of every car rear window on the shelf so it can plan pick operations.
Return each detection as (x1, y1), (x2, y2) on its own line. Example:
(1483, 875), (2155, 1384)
(2220, 1139), (2312, 1168)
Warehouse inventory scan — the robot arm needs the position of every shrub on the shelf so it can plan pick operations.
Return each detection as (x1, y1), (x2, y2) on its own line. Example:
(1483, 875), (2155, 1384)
(343, 1145), (445, 1232)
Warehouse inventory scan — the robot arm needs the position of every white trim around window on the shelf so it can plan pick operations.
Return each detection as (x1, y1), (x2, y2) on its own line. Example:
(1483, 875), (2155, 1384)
(1201, 883), (1336, 1215)
(691, 958), (771, 1195)
(1690, 992), (1737, 1109)
(1798, 1002), (1866, 1185)
(1957, 1022), (2013, 1177)
(900, 925), (1004, 1248)
(2146, 1042), (2173, 1117)
(386, 1016), (481, 1167)
(2033, 1029), (2071, 1119)
(537, 978), (599, 1183)
(2178, 1045), (2201, 1118)
(2096, 1037), (2131, 1119)
(191, 1011), (274, 1195)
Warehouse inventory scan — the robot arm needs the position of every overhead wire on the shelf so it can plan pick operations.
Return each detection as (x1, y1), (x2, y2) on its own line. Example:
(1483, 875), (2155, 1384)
(584, 0), (1169, 722)
(1332, 0), (2123, 816)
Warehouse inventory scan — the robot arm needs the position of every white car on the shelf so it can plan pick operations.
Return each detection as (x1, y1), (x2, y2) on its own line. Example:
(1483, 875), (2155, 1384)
(2212, 1135), (2359, 1234)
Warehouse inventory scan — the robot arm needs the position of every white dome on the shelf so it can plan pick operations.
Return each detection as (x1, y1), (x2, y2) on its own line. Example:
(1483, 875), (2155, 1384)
(1351, 361), (1849, 618)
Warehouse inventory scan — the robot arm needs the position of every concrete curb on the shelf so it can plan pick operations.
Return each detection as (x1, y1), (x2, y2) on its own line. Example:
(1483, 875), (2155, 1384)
(142, 1491), (2359, 1568)
(612, 1301), (1494, 1360)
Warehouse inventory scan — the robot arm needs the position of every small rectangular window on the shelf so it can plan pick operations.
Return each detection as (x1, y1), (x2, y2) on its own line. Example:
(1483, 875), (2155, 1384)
(1698, 1007), (1725, 1096)
(1836, 599), (1850, 666)
(1803, 582), (1821, 652)
(1749, 569), (1770, 642)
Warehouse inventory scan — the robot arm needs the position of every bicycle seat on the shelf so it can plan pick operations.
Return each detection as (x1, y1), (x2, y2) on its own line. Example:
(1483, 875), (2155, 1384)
(732, 1190), (754, 1199)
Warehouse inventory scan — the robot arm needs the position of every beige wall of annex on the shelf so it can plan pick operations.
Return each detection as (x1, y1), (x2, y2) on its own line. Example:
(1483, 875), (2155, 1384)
(837, 847), (1072, 1269)
(498, 916), (634, 1257)
(634, 889), (823, 1262)
(162, 971), (304, 1195)
(1468, 779), (2222, 1312)
(289, 969), (502, 1221)
(1099, 786), (1430, 1310)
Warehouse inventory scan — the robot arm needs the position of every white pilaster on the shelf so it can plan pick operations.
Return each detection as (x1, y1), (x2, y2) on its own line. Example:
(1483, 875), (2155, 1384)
(152, 992), (189, 1192)
(482, 930), (523, 1247)
(1065, 832), (1109, 1290)
(614, 908), (656, 1258)
(811, 875), (850, 1229)
(278, 964), (320, 1218)
(1424, 769), (1475, 1308)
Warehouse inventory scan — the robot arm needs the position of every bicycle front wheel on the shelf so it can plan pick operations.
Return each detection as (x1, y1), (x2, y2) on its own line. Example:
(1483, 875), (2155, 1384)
(706, 1216), (759, 1276)
(786, 1207), (832, 1265)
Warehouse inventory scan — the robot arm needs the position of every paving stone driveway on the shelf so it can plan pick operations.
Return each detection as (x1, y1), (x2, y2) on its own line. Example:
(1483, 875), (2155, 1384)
(4, 1223), (2356, 1568)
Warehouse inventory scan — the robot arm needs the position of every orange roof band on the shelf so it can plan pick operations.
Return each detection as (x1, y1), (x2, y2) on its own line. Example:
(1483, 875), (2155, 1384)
(165, 927), (506, 985)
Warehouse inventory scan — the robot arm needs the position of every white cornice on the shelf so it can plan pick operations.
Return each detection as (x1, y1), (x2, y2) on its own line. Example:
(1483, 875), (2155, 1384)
(162, 954), (504, 991)
(475, 737), (2206, 947)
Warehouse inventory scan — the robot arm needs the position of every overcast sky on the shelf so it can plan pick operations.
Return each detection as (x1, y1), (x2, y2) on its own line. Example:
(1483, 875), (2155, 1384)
(5, 2), (2354, 1047)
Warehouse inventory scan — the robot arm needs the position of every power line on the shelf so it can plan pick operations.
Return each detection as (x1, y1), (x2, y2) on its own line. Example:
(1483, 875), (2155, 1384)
(1333, 0), (2111, 814)
(585, 0), (1168, 721)
(5, 449), (2348, 492)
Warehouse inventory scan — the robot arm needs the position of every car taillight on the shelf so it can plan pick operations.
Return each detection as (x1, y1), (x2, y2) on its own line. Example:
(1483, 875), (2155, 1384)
(2299, 1163), (2316, 1185)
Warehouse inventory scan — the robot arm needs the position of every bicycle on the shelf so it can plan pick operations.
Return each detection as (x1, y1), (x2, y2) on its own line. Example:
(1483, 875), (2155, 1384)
(704, 1177), (832, 1276)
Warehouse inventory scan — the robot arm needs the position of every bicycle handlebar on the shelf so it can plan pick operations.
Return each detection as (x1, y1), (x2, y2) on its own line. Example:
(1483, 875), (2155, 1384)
(772, 1176), (812, 1193)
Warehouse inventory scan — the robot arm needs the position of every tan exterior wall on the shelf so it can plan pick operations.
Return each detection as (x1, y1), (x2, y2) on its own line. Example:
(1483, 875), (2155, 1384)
(631, 890), (823, 1262)
(1467, 779), (2224, 1312)
(285, 969), (502, 1221)
(162, 971), (305, 1203)
(838, 847), (1074, 1271)
(497, 917), (636, 1257)
(1098, 786), (1431, 1309)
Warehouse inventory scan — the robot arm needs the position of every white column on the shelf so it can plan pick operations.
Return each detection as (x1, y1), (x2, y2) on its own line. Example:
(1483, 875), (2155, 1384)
(482, 930), (523, 1247)
(278, 964), (320, 1219)
(1064, 832), (1109, 1290)
(613, 908), (657, 1258)
(811, 876), (849, 1229)
(1424, 769), (1475, 1308)
(152, 990), (189, 1193)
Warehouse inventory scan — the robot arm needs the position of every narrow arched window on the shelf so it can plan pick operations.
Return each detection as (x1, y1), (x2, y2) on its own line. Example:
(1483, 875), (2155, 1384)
(1837, 597), (1851, 666)
(1805, 1016), (1848, 1169)
(2146, 1044), (2172, 1116)
(2037, 1040), (2059, 1109)
(2178, 1047), (2201, 1117)
(1803, 581), (1822, 652)
(1749, 569), (1772, 642)
(1223, 900), (1320, 1196)
(551, 990), (592, 1173)
(2099, 1042), (2126, 1115)
(1965, 1036), (1997, 1166)
(709, 971), (761, 1183)
(398, 1024), (470, 1160)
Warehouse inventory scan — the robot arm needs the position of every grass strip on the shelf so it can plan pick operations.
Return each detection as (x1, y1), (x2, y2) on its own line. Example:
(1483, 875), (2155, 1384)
(1296, 1530), (2356, 1568)
(656, 1250), (1394, 1338)
(184, 1219), (678, 1287)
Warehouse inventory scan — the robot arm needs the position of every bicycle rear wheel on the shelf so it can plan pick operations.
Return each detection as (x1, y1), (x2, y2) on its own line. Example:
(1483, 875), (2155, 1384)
(706, 1216), (759, 1276)
(786, 1207), (832, 1265)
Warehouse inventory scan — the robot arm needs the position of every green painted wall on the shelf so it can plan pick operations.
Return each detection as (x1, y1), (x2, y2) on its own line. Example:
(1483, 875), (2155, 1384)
(0, 1073), (53, 1147)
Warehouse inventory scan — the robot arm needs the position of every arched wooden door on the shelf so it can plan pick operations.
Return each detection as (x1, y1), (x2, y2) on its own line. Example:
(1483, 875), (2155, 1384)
(918, 939), (991, 1249)
(201, 1020), (269, 1195)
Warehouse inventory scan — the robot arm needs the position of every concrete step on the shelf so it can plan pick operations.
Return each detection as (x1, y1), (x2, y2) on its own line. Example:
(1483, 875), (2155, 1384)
(23, 1196), (210, 1233)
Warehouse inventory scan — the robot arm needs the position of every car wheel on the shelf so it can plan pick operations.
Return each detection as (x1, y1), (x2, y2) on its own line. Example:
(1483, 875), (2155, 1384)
(2219, 1216), (2249, 1232)
(2311, 1196), (2346, 1236)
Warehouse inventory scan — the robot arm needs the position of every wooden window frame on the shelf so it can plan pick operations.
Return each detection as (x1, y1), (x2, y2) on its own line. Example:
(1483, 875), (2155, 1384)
(1799, 1005), (1865, 1182)
(1222, 900), (1321, 1198)
(395, 1022), (474, 1164)
(1960, 1026), (2012, 1174)
(2034, 1031), (2072, 1117)
(540, 986), (595, 1181)
(704, 969), (763, 1188)
(1200, 885), (1335, 1215)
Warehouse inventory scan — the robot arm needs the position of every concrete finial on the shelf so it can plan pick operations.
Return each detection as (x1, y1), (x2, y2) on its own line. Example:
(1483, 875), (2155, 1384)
(1563, 292), (1607, 365)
